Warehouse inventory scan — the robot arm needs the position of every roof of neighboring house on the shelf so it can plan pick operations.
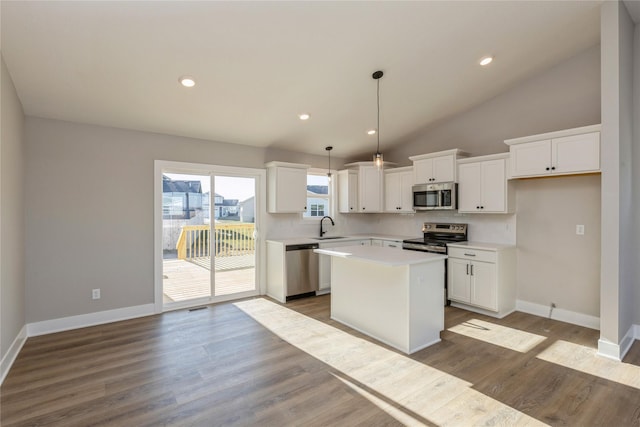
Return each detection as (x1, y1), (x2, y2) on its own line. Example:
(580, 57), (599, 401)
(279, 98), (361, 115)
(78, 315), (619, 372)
(307, 185), (328, 195)
(222, 199), (239, 206)
(162, 179), (202, 194)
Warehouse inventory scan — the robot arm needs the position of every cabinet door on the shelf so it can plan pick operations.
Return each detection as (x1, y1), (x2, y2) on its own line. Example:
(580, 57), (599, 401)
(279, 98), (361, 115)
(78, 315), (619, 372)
(480, 159), (506, 212)
(413, 159), (434, 184)
(399, 171), (415, 211)
(552, 132), (600, 174)
(510, 140), (551, 178)
(433, 155), (455, 182)
(470, 261), (497, 311)
(384, 172), (402, 212)
(359, 166), (382, 212)
(338, 170), (358, 213)
(272, 167), (307, 212)
(457, 163), (482, 212)
(447, 258), (470, 303)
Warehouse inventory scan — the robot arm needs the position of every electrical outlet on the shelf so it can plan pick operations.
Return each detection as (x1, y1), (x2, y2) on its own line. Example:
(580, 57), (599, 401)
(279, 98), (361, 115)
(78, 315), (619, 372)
(92, 289), (101, 300)
(576, 225), (585, 235)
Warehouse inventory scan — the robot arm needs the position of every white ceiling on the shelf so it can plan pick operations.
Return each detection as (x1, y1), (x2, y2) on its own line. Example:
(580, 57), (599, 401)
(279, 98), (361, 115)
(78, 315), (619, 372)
(1, 1), (602, 159)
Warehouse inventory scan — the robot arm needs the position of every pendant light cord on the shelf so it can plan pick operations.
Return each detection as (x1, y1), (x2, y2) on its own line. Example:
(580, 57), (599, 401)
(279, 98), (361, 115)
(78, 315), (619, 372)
(376, 78), (380, 155)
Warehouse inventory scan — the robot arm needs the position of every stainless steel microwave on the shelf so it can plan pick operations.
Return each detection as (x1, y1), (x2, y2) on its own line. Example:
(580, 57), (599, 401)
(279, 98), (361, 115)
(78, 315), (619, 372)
(412, 182), (457, 210)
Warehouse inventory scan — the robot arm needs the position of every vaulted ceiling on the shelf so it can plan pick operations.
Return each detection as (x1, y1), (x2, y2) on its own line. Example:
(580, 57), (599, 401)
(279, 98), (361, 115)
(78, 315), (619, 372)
(1, 1), (603, 159)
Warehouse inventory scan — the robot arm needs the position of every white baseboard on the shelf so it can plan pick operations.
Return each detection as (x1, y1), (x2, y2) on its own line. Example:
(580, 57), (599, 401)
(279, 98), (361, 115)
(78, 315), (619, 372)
(516, 300), (600, 330)
(598, 338), (622, 361)
(27, 303), (155, 337)
(1, 325), (27, 385)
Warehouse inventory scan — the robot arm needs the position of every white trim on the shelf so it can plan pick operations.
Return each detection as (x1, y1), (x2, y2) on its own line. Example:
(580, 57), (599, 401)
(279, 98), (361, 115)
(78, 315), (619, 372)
(27, 304), (155, 337)
(450, 302), (515, 319)
(598, 338), (622, 361)
(617, 323), (640, 361)
(515, 300), (600, 330)
(0, 325), (27, 385)
(504, 124), (602, 145)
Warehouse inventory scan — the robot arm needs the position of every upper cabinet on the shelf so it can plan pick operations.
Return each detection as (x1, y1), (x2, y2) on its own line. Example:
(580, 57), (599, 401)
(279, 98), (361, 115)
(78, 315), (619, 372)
(505, 124), (601, 179)
(457, 153), (514, 214)
(337, 169), (358, 213)
(384, 167), (414, 213)
(409, 149), (469, 184)
(339, 162), (384, 213)
(265, 161), (309, 213)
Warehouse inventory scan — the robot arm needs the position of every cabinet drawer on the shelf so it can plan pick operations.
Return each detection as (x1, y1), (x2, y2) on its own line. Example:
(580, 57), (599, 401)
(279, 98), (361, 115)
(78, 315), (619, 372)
(448, 247), (496, 263)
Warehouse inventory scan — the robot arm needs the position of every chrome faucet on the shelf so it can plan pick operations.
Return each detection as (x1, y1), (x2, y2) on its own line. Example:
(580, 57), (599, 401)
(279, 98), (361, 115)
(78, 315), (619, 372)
(320, 216), (335, 237)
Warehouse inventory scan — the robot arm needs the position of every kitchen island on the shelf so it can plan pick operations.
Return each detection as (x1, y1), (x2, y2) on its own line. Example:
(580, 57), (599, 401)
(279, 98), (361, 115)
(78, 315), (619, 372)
(314, 245), (447, 354)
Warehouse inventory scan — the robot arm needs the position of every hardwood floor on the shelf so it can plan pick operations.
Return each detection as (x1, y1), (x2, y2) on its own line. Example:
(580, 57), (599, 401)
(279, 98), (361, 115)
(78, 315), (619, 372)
(2, 295), (640, 426)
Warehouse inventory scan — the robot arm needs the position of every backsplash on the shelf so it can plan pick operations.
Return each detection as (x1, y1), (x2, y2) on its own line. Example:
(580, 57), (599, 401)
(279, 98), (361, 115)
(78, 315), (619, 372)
(265, 210), (516, 244)
(352, 212), (517, 244)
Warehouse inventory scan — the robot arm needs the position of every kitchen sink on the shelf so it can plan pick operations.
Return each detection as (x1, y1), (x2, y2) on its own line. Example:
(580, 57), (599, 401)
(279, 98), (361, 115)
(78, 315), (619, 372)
(313, 236), (346, 240)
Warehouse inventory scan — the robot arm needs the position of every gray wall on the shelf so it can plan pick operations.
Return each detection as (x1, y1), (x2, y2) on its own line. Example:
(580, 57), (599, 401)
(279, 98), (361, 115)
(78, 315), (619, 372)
(1, 55), (26, 360)
(599, 1), (635, 347)
(634, 21), (640, 326)
(382, 45), (602, 319)
(24, 117), (346, 323)
(384, 45), (601, 164)
(515, 176), (601, 316)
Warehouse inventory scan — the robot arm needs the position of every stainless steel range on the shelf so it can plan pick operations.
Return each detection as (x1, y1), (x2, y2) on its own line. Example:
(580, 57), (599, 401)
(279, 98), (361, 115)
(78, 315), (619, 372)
(402, 222), (468, 304)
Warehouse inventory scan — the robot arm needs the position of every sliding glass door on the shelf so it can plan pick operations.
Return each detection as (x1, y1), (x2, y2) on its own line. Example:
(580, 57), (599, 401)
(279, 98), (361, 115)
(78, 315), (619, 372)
(157, 162), (262, 310)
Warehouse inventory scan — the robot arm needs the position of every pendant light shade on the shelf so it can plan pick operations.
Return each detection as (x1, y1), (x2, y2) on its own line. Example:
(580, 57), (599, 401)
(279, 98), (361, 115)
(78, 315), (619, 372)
(325, 146), (333, 181)
(372, 70), (384, 169)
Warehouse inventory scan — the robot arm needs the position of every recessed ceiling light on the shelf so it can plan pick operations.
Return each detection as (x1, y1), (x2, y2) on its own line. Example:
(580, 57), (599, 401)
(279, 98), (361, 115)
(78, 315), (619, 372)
(298, 113), (310, 120)
(367, 129), (377, 135)
(179, 76), (196, 87)
(479, 56), (494, 66)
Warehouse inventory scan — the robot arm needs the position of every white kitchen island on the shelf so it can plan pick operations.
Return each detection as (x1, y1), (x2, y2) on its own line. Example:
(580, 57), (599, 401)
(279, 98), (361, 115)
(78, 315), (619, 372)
(314, 245), (447, 354)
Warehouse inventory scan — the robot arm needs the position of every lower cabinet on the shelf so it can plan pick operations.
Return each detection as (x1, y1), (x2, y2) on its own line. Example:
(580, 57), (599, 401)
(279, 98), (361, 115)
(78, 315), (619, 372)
(447, 245), (516, 318)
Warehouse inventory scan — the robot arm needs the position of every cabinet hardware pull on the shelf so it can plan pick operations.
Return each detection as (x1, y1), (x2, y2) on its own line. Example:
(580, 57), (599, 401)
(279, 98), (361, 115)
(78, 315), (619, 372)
(464, 253), (476, 257)
(466, 264), (469, 275)
(546, 167), (550, 171)
(551, 166), (556, 170)
(470, 265), (474, 275)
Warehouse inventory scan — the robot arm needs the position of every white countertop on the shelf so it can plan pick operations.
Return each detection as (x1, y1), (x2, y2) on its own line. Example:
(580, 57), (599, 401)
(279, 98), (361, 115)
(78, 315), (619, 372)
(447, 241), (516, 251)
(267, 234), (416, 246)
(315, 245), (447, 267)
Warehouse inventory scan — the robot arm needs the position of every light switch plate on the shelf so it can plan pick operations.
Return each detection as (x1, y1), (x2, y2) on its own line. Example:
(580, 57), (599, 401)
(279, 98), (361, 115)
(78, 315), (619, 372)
(576, 225), (585, 235)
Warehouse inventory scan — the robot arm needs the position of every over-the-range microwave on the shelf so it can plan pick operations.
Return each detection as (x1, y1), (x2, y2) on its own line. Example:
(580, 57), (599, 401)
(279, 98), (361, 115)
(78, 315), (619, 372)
(412, 182), (457, 211)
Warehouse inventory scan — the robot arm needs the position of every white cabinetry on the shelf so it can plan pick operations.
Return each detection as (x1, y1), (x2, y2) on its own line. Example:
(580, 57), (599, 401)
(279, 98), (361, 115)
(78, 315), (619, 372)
(457, 153), (514, 213)
(384, 167), (414, 212)
(382, 240), (403, 249)
(265, 162), (309, 213)
(447, 244), (516, 318)
(409, 149), (469, 184)
(505, 125), (601, 179)
(339, 162), (383, 213)
(337, 170), (358, 213)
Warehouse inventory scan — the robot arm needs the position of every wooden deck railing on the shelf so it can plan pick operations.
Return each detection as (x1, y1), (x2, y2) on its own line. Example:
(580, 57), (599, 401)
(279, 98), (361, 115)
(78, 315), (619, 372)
(176, 223), (255, 260)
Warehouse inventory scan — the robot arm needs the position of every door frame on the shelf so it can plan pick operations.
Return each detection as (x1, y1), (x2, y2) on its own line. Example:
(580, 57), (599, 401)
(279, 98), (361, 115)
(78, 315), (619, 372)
(154, 160), (266, 313)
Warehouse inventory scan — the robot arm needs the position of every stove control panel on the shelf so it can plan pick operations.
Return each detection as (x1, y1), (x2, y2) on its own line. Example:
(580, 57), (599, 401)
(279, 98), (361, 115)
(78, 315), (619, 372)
(422, 222), (467, 234)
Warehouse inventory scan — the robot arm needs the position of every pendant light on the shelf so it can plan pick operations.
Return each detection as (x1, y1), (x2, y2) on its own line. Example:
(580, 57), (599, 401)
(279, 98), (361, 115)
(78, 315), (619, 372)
(372, 70), (384, 169)
(325, 146), (333, 181)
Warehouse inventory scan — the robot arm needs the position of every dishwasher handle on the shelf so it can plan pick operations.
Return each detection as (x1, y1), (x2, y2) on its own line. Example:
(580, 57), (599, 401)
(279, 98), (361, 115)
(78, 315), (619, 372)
(286, 243), (320, 251)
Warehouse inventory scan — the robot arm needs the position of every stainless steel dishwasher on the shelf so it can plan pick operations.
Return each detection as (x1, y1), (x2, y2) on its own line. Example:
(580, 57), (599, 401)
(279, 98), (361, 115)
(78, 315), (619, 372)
(285, 243), (320, 300)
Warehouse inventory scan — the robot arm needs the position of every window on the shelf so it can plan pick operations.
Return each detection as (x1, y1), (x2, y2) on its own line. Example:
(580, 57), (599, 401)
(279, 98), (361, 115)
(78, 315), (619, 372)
(303, 172), (331, 219)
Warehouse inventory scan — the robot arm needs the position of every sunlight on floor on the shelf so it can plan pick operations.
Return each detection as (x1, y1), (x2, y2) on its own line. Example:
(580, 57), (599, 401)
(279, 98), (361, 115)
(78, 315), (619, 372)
(448, 318), (547, 353)
(234, 299), (547, 426)
(536, 340), (640, 389)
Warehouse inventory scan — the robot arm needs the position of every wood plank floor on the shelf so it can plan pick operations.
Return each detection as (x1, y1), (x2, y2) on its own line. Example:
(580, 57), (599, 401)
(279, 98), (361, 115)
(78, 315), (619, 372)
(2, 295), (640, 426)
